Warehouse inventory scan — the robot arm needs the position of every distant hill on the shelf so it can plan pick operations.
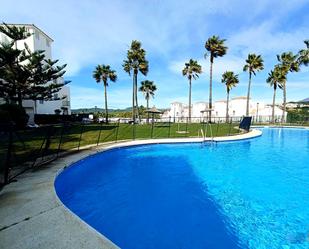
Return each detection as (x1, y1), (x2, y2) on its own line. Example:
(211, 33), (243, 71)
(288, 98), (309, 104)
(300, 98), (309, 102)
(71, 106), (167, 114)
(71, 107), (133, 114)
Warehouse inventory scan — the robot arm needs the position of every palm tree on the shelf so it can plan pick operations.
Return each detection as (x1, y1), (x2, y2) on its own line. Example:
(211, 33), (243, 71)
(139, 80), (157, 123)
(92, 64), (117, 123)
(221, 71), (239, 122)
(266, 66), (286, 124)
(123, 40), (149, 123)
(277, 52), (299, 122)
(243, 54), (264, 116)
(205, 36), (227, 121)
(182, 59), (202, 122)
(298, 40), (309, 67)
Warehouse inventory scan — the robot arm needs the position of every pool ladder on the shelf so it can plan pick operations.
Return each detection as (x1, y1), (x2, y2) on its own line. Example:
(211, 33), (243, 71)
(200, 123), (215, 143)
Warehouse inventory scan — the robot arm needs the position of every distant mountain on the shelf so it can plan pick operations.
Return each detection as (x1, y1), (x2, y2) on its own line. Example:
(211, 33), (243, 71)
(71, 107), (133, 114)
(288, 98), (309, 104)
(300, 98), (309, 102)
(71, 106), (168, 114)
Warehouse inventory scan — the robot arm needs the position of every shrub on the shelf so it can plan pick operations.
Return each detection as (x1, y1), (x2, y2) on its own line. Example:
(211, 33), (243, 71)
(34, 114), (84, 124)
(0, 104), (29, 129)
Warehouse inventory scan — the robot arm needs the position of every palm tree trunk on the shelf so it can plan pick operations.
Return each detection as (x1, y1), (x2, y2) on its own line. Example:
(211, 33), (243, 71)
(132, 73), (136, 122)
(104, 83), (108, 123)
(226, 90), (229, 123)
(246, 72), (252, 116)
(135, 81), (140, 122)
(272, 86), (276, 124)
(282, 81), (286, 123)
(133, 71), (139, 122)
(189, 77), (192, 122)
(146, 97), (149, 124)
(209, 57), (213, 122)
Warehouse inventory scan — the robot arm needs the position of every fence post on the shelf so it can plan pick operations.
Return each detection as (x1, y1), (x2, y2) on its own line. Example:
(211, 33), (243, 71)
(151, 118), (154, 138)
(168, 116), (171, 138)
(97, 121), (103, 146)
(185, 117), (188, 134)
(115, 119), (120, 143)
(203, 121), (206, 137)
(133, 122), (136, 140)
(57, 123), (65, 157)
(4, 125), (13, 184)
(78, 123), (84, 151)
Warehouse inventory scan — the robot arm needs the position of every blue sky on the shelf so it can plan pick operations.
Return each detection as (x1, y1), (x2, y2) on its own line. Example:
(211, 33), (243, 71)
(1, 0), (309, 109)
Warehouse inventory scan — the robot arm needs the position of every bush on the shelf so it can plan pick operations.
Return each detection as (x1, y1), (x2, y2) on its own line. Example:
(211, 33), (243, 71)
(0, 104), (29, 129)
(34, 114), (83, 124)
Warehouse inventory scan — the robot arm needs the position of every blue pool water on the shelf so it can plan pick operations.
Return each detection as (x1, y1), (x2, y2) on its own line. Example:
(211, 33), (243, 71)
(55, 128), (309, 249)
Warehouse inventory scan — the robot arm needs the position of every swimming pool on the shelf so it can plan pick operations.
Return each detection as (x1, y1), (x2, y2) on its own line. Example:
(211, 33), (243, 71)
(55, 128), (309, 249)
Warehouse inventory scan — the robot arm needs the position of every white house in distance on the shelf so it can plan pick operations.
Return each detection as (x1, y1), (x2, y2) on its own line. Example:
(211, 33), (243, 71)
(162, 96), (286, 122)
(0, 24), (71, 123)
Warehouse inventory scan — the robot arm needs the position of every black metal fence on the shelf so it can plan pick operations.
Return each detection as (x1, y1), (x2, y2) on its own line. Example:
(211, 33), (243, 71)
(251, 114), (309, 125)
(0, 116), (249, 187)
(3, 114), (308, 188)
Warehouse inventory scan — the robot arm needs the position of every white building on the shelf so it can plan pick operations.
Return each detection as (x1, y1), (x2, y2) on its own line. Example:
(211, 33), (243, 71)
(214, 97), (255, 119)
(162, 96), (286, 122)
(0, 24), (71, 123)
(162, 101), (209, 122)
(169, 102), (184, 120)
(192, 102), (208, 117)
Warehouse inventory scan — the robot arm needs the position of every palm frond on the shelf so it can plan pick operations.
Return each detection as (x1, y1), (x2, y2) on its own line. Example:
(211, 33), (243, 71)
(221, 71), (239, 92)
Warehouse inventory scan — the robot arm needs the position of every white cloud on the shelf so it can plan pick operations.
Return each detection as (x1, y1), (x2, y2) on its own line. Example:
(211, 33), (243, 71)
(1, 0), (308, 108)
(4, 0), (307, 76)
(169, 55), (245, 81)
(228, 22), (309, 58)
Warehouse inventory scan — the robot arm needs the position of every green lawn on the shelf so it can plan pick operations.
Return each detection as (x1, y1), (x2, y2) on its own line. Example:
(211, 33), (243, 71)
(0, 122), (240, 184)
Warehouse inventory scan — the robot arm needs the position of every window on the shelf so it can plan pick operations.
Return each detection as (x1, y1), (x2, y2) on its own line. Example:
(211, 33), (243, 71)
(54, 93), (59, 99)
(46, 38), (50, 47)
(39, 100), (44, 104)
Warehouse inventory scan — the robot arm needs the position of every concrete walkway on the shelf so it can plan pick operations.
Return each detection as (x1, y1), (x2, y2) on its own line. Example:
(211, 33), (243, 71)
(0, 129), (262, 249)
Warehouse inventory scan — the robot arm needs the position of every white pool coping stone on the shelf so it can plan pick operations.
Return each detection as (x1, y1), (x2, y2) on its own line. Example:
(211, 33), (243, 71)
(252, 125), (309, 130)
(0, 129), (261, 249)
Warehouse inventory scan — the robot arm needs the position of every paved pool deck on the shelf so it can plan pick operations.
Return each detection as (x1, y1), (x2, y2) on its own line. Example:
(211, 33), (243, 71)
(0, 129), (262, 249)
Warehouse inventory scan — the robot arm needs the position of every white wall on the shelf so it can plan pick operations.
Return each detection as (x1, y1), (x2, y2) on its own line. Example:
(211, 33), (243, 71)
(1, 26), (52, 60)
(192, 102), (208, 117)
(32, 27), (52, 59)
(229, 98), (250, 116)
(36, 85), (71, 115)
(214, 101), (226, 117)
